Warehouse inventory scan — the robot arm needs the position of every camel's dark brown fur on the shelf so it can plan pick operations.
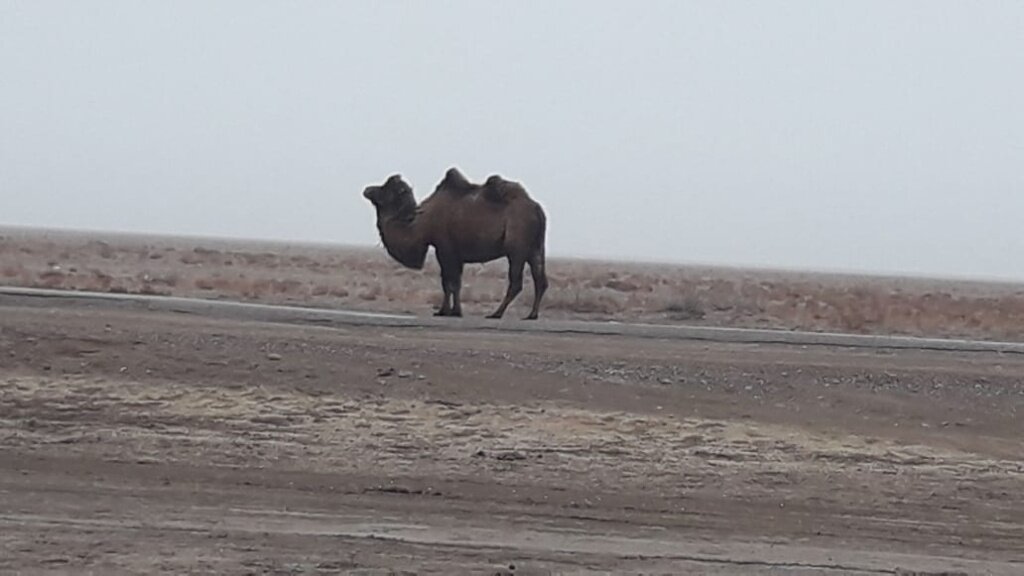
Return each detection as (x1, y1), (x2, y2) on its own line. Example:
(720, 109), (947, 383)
(363, 168), (548, 320)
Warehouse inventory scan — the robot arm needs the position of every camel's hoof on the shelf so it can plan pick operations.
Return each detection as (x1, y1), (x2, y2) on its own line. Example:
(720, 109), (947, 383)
(486, 313), (503, 320)
(434, 310), (451, 317)
(523, 314), (538, 321)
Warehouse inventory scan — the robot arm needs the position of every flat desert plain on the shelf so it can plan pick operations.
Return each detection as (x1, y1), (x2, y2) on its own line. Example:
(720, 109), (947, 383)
(1, 227), (1022, 575)
(5, 226), (1024, 340)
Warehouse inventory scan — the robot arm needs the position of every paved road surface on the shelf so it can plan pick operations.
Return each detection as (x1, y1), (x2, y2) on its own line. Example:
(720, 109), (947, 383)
(5, 286), (1024, 354)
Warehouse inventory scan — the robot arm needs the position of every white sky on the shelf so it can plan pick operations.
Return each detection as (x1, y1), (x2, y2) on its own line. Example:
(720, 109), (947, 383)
(2, 1), (1023, 279)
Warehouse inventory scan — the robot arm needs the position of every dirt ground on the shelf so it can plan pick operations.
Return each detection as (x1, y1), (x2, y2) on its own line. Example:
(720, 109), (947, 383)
(1, 298), (1022, 574)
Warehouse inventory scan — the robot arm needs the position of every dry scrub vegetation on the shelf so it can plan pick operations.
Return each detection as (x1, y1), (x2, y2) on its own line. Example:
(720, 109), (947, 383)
(3, 227), (1024, 341)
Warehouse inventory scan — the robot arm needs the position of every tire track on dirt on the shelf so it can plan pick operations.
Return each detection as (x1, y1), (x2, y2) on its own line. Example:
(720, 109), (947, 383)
(1, 511), (1015, 575)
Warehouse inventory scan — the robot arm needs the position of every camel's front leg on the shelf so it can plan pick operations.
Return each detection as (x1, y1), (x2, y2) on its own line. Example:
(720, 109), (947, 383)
(449, 261), (465, 317)
(435, 253), (463, 317)
(487, 256), (525, 319)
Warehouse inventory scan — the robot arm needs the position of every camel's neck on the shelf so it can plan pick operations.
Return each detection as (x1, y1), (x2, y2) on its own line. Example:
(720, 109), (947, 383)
(377, 215), (428, 270)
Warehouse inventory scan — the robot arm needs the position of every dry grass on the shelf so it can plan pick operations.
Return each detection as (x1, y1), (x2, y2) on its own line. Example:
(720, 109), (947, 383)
(3, 226), (1024, 341)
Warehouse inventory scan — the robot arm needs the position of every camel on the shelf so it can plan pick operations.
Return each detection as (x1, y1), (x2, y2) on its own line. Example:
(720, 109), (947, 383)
(363, 168), (548, 320)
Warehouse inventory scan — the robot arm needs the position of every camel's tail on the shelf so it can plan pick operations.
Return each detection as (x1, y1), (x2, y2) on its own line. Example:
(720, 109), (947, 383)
(533, 202), (547, 255)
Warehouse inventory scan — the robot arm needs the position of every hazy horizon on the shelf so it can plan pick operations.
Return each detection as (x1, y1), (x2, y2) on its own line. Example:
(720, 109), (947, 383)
(3, 2), (1023, 280)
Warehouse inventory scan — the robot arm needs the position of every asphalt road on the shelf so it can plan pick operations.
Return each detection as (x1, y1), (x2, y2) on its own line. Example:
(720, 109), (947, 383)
(4, 285), (1024, 354)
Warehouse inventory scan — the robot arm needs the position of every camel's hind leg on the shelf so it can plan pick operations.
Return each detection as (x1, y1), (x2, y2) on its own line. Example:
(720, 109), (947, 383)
(524, 249), (548, 320)
(487, 256), (525, 319)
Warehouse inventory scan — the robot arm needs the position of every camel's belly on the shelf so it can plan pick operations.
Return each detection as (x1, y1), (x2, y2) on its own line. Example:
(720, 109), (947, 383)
(457, 244), (505, 263)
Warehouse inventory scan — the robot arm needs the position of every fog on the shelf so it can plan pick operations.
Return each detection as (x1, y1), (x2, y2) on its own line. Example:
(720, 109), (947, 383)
(2, 1), (1023, 279)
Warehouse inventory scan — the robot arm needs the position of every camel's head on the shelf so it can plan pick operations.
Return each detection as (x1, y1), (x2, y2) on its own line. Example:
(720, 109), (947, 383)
(363, 174), (416, 220)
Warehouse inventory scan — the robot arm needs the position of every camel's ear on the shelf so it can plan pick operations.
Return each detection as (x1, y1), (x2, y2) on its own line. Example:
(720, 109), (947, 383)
(385, 174), (411, 195)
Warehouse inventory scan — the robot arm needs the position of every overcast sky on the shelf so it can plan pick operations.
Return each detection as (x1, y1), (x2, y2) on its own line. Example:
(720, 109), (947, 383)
(2, 1), (1023, 279)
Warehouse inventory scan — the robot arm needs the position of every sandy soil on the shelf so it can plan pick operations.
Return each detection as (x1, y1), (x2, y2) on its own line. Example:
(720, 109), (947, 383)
(5, 226), (1024, 341)
(1, 298), (1022, 574)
